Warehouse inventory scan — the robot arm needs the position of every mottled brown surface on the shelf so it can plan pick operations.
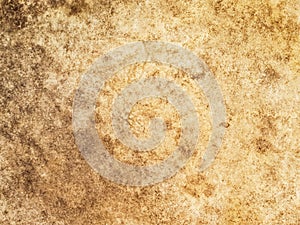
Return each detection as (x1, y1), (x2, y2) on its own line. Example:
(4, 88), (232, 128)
(0, 0), (299, 224)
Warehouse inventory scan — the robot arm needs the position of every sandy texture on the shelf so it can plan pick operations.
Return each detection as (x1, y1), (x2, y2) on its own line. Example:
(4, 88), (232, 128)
(1, 0), (300, 224)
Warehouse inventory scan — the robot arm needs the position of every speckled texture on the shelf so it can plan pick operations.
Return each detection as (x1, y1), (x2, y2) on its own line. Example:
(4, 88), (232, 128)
(0, 0), (299, 224)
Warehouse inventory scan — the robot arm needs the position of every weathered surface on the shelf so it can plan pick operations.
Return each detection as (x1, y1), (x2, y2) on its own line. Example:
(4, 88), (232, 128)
(0, 0), (299, 224)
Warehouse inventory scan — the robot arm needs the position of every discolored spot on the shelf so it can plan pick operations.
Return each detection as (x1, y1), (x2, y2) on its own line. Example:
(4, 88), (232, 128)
(213, 0), (237, 15)
(102, 134), (115, 146)
(48, 0), (66, 8)
(182, 174), (216, 198)
(68, 0), (88, 16)
(253, 109), (279, 154)
(165, 120), (173, 129)
(255, 137), (273, 154)
(261, 65), (280, 84)
(203, 183), (215, 197)
(258, 113), (278, 136)
(1, 0), (53, 31)
(0, 0), (27, 30)
(220, 122), (230, 128)
(18, 159), (38, 194)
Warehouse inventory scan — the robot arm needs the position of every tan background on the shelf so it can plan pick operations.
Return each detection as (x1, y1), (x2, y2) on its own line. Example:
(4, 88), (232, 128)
(0, 0), (300, 224)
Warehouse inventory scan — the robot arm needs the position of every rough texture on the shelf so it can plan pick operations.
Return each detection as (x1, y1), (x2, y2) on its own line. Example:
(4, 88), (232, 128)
(0, 0), (299, 224)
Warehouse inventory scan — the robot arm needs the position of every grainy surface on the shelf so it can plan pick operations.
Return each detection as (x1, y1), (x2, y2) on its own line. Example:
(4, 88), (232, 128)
(0, 0), (300, 224)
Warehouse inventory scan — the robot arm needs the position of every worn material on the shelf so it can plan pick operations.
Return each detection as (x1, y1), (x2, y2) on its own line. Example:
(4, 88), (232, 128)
(0, 0), (299, 224)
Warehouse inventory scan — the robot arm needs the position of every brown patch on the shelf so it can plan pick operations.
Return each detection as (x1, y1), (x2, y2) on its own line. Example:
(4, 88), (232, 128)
(0, 0), (52, 31)
(212, 0), (238, 15)
(0, 41), (67, 210)
(16, 158), (39, 195)
(102, 134), (114, 146)
(0, 0), (27, 30)
(261, 64), (280, 84)
(0, 0), (93, 32)
(0, 42), (60, 138)
(182, 174), (205, 198)
(48, 0), (66, 8)
(255, 137), (274, 154)
(68, 0), (88, 16)
(203, 183), (215, 197)
(259, 113), (278, 136)
(253, 109), (279, 154)
(220, 122), (230, 128)
(183, 174), (216, 198)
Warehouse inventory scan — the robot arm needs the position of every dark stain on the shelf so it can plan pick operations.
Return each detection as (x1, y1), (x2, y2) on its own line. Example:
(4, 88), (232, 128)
(220, 122), (230, 128)
(259, 113), (278, 137)
(261, 64), (280, 84)
(0, 0), (91, 32)
(17, 158), (38, 195)
(1, 156), (40, 200)
(0, 40), (69, 207)
(55, 197), (68, 208)
(0, 42), (59, 137)
(182, 174), (216, 198)
(48, 0), (66, 8)
(0, 0), (27, 30)
(253, 108), (279, 154)
(68, 0), (88, 16)
(165, 120), (173, 129)
(102, 134), (115, 146)
(0, 0), (52, 31)
(213, 0), (237, 15)
(255, 137), (274, 154)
